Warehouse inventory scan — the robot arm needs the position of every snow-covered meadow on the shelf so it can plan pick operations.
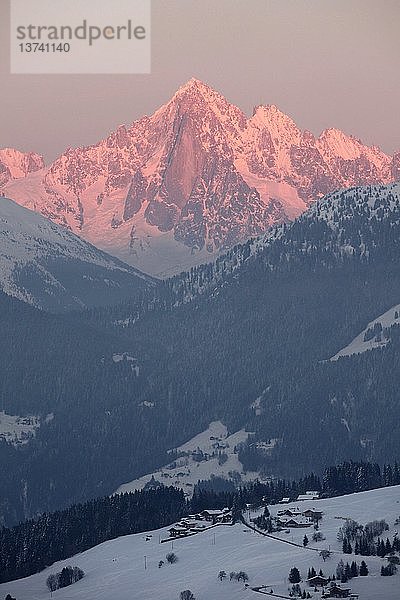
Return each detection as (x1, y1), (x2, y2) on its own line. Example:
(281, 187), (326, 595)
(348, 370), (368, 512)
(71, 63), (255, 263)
(115, 421), (258, 497)
(2, 486), (400, 600)
(0, 411), (52, 446)
(330, 303), (400, 360)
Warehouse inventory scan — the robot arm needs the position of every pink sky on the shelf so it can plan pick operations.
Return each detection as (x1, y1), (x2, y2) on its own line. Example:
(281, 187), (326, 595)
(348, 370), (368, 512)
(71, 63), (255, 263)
(0, 0), (399, 162)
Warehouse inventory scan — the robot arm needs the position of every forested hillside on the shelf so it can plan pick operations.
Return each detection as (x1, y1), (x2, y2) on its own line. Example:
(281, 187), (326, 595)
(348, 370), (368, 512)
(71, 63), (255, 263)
(1, 183), (400, 526)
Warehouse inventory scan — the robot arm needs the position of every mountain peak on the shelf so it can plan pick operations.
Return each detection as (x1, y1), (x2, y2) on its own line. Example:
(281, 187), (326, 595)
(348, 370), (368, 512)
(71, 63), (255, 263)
(318, 127), (366, 161)
(0, 148), (45, 187)
(176, 77), (212, 94)
(250, 104), (299, 130)
(252, 103), (284, 116)
(2, 82), (395, 278)
(170, 78), (230, 110)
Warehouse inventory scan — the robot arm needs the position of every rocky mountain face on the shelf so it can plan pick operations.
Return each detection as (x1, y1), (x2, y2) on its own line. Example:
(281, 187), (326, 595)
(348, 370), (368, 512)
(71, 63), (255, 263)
(2, 79), (398, 276)
(0, 148), (44, 187)
(117, 182), (400, 313)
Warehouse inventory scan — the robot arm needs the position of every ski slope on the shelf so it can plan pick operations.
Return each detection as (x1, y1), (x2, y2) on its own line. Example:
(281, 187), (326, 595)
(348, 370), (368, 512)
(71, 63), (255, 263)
(2, 486), (400, 600)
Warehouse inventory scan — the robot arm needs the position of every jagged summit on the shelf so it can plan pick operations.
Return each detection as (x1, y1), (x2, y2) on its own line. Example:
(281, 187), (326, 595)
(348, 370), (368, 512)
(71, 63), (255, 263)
(175, 77), (212, 93)
(166, 78), (225, 109)
(0, 148), (44, 187)
(252, 103), (292, 119)
(1, 79), (398, 277)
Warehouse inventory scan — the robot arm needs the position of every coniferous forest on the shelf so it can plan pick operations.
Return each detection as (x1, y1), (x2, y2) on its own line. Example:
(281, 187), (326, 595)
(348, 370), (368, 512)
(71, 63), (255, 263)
(1, 184), (400, 531)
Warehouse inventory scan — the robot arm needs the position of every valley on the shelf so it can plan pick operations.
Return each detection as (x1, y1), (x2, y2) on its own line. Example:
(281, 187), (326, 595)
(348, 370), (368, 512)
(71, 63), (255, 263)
(1, 4), (398, 598)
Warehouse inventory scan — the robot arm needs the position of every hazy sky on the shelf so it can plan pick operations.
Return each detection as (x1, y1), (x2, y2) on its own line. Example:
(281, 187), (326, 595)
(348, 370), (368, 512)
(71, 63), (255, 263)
(1, 0), (399, 162)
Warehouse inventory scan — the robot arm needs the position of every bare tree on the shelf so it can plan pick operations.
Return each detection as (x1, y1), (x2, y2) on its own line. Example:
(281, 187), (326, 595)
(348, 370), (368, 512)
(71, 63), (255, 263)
(166, 552), (178, 564)
(180, 591), (195, 600)
(46, 573), (58, 593)
(218, 570), (227, 581)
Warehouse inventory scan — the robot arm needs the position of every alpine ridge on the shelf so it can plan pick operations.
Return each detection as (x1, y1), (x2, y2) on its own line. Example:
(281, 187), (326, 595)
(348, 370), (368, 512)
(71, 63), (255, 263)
(0, 196), (154, 311)
(0, 148), (44, 187)
(2, 79), (398, 276)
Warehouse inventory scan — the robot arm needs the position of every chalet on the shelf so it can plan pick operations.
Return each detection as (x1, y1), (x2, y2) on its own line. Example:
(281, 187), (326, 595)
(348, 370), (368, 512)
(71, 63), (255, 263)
(218, 510), (232, 523)
(168, 526), (189, 538)
(277, 509), (302, 517)
(303, 509), (323, 520)
(200, 509), (224, 523)
(298, 491), (320, 501)
(308, 575), (329, 587)
(322, 585), (351, 598)
(177, 520), (198, 530)
(276, 517), (312, 528)
(183, 520), (198, 528)
(279, 497), (291, 504)
(193, 513), (204, 520)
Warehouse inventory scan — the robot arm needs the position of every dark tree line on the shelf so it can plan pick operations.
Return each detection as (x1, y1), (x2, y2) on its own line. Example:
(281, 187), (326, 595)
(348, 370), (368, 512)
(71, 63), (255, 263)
(1, 457), (400, 585)
(192, 459), (400, 513)
(0, 486), (185, 583)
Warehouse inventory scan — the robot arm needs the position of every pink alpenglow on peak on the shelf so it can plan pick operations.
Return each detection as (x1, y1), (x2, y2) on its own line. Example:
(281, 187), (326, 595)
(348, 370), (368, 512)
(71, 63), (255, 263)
(0, 148), (44, 187)
(1, 79), (398, 277)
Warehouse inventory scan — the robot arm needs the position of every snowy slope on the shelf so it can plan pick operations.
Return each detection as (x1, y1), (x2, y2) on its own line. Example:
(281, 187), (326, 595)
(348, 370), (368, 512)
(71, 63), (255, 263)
(115, 421), (258, 497)
(246, 182), (400, 265)
(331, 303), (400, 360)
(2, 486), (400, 600)
(0, 196), (154, 310)
(180, 181), (400, 304)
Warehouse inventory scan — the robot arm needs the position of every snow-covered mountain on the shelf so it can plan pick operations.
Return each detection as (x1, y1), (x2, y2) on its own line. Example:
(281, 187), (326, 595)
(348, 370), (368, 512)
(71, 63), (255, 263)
(166, 181), (400, 304)
(0, 196), (154, 311)
(0, 147), (44, 187)
(2, 79), (399, 276)
(261, 181), (400, 262)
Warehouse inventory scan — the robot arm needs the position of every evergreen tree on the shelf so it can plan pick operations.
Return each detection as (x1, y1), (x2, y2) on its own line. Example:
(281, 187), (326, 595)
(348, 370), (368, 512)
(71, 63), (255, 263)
(350, 561), (358, 578)
(359, 561), (369, 576)
(336, 560), (345, 581)
(289, 567), (301, 584)
(343, 537), (352, 554)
